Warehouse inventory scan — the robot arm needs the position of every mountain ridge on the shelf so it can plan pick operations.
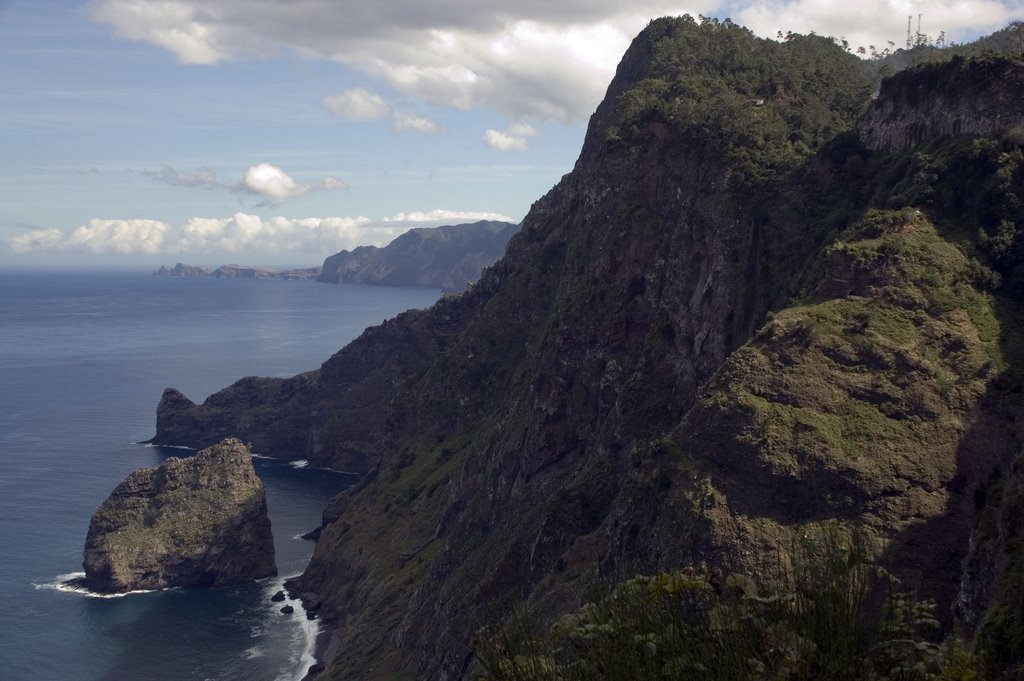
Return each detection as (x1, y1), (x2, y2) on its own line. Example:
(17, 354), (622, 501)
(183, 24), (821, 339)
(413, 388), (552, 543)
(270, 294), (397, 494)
(317, 220), (519, 292)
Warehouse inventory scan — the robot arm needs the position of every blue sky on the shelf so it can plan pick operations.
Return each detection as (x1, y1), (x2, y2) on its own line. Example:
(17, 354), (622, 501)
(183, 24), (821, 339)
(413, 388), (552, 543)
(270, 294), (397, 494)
(1, 0), (1019, 268)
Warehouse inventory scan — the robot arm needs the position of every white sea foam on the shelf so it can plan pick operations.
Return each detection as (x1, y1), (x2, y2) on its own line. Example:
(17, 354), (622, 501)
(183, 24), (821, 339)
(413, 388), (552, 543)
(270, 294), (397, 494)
(290, 459), (359, 474)
(244, 646), (265, 659)
(140, 443), (195, 450)
(264, 576), (321, 681)
(252, 452), (359, 474)
(275, 608), (320, 681)
(32, 572), (163, 598)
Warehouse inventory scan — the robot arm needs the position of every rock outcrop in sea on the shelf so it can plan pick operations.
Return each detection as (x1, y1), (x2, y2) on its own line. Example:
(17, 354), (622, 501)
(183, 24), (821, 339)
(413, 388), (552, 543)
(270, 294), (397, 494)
(82, 438), (276, 593)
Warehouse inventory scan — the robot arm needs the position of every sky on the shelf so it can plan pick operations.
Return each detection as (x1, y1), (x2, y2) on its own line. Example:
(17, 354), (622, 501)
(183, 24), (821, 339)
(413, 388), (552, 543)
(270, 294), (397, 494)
(1, 0), (1020, 269)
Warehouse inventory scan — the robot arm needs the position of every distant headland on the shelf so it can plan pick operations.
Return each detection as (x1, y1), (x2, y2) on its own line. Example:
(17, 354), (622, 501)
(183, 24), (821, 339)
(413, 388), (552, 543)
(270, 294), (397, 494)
(153, 263), (321, 280)
(155, 219), (520, 291)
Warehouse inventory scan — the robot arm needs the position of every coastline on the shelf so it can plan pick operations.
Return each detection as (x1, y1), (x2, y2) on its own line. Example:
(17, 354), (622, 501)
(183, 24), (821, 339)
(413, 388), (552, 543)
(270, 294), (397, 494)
(285, 576), (336, 681)
(300, 626), (336, 680)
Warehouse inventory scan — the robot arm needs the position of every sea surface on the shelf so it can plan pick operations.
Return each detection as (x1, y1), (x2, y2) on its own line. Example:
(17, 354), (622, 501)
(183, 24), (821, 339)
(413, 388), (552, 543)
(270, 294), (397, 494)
(0, 270), (441, 681)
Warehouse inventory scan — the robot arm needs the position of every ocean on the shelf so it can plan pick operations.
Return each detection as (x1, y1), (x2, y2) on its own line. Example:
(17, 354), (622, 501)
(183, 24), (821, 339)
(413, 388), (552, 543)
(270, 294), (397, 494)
(0, 270), (441, 681)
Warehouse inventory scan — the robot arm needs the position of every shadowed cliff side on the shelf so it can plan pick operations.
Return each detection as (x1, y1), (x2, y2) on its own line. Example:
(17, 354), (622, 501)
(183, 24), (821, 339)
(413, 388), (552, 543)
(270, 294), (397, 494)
(150, 297), (473, 472)
(291, 18), (884, 680)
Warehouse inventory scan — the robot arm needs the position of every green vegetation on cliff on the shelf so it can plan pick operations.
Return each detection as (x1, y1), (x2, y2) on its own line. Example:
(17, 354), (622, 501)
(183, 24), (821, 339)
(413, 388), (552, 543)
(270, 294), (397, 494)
(471, 43), (1024, 681)
(478, 531), (976, 681)
(606, 16), (872, 191)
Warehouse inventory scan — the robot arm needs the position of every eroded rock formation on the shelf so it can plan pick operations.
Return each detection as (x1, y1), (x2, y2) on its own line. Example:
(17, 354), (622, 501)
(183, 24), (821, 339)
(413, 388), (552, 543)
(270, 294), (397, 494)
(82, 438), (276, 592)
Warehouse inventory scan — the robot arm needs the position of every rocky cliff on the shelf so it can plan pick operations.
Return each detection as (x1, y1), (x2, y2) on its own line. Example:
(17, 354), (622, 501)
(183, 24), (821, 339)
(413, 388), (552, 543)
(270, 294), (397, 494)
(317, 220), (518, 292)
(151, 18), (1024, 680)
(858, 55), (1024, 151)
(82, 438), (275, 592)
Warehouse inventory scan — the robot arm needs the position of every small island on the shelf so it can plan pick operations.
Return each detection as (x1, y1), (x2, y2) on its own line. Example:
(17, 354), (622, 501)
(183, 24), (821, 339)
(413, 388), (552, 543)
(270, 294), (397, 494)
(79, 438), (276, 593)
(153, 263), (321, 280)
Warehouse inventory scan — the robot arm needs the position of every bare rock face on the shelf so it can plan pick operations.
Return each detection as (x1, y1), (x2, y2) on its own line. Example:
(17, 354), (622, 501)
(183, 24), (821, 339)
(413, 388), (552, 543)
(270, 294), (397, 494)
(82, 438), (276, 593)
(857, 56), (1024, 151)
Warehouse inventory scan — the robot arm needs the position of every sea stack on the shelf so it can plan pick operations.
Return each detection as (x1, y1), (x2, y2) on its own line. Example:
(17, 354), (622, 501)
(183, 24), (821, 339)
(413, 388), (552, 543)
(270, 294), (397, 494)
(81, 438), (276, 593)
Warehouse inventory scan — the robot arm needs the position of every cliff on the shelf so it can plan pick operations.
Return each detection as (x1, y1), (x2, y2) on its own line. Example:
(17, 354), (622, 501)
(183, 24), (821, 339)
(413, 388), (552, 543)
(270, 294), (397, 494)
(81, 438), (276, 592)
(858, 55), (1024, 151)
(151, 18), (1024, 680)
(317, 220), (518, 292)
(150, 296), (468, 470)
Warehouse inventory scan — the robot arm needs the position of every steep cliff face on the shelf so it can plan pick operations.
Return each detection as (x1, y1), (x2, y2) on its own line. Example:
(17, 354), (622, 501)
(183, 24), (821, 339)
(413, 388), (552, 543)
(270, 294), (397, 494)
(858, 55), (1024, 151)
(150, 19), (1024, 680)
(317, 221), (519, 292)
(956, 440), (1024, 678)
(290, 20), (884, 679)
(296, 40), (1024, 681)
(82, 439), (275, 592)
(150, 295), (472, 471)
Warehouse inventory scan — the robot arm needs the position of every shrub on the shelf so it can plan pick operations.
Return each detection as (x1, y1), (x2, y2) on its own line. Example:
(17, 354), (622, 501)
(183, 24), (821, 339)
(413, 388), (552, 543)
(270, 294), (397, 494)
(475, 528), (978, 680)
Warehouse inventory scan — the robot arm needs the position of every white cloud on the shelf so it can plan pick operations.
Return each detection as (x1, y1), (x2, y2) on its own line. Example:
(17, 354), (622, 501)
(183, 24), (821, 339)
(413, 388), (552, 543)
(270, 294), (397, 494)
(482, 129), (528, 151)
(321, 88), (392, 121)
(143, 166), (219, 189)
(10, 219), (168, 255)
(241, 163), (309, 200)
(391, 111), (442, 133)
(90, 0), (230, 64)
(90, 1), (719, 122)
(381, 209), (516, 223)
(736, 0), (1017, 53)
(8, 228), (70, 254)
(144, 163), (348, 201)
(482, 122), (538, 151)
(91, 1), (1023, 124)
(6, 210), (515, 256)
(323, 87), (442, 133)
(321, 176), (349, 190)
(174, 213), (379, 252)
(508, 123), (538, 137)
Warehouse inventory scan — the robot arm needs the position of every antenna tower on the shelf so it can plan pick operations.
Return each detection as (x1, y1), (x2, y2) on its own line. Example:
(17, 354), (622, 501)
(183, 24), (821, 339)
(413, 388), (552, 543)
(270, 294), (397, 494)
(907, 15), (912, 49)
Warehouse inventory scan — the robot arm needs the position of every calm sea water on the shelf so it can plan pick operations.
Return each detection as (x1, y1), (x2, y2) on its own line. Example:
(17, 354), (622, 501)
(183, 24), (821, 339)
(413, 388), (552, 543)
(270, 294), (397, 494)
(0, 270), (440, 681)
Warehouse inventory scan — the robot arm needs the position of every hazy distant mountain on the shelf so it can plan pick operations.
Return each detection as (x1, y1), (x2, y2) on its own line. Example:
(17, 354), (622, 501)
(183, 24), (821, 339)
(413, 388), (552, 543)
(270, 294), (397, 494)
(316, 220), (519, 292)
(153, 263), (320, 280)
